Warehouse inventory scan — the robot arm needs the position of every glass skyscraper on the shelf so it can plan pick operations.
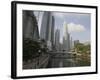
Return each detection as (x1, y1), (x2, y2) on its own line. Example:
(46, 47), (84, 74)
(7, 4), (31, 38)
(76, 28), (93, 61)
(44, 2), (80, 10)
(62, 21), (70, 51)
(55, 29), (60, 51)
(40, 12), (55, 50)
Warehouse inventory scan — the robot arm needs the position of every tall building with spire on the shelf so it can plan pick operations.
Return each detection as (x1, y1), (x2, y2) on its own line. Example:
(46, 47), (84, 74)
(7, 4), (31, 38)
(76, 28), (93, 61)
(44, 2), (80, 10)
(63, 21), (69, 40)
(62, 21), (70, 51)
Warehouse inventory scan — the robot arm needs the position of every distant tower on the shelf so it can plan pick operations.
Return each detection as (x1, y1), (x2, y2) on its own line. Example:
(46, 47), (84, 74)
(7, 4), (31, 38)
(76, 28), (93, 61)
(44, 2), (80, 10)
(70, 37), (73, 50)
(51, 16), (55, 46)
(74, 40), (79, 45)
(62, 21), (70, 51)
(67, 33), (70, 51)
(63, 21), (69, 40)
(55, 29), (60, 51)
(47, 15), (55, 45)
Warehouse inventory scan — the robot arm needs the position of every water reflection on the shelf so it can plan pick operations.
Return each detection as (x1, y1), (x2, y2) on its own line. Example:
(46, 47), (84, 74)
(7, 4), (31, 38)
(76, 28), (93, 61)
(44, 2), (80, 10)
(47, 53), (91, 68)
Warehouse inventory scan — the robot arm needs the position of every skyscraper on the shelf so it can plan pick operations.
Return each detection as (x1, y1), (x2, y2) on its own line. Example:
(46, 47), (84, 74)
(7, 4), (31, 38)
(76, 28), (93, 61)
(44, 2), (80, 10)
(47, 15), (55, 44)
(74, 40), (79, 45)
(40, 12), (55, 50)
(70, 37), (73, 50)
(62, 21), (70, 51)
(40, 12), (50, 41)
(63, 21), (68, 40)
(55, 29), (60, 51)
(51, 16), (55, 46)
(23, 10), (39, 40)
(67, 33), (70, 51)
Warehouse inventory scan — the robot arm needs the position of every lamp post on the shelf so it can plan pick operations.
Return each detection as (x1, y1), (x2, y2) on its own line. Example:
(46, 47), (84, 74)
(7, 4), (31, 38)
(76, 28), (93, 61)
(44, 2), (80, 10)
(37, 49), (41, 68)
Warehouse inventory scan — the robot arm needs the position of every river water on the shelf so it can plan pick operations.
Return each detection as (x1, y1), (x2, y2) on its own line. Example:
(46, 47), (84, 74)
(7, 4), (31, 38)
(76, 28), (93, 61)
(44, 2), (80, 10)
(47, 52), (90, 68)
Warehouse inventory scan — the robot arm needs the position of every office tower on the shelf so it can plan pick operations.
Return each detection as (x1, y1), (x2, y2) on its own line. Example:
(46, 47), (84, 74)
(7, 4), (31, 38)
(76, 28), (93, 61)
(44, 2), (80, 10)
(40, 12), (55, 50)
(74, 40), (80, 45)
(23, 10), (39, 40)
(51, 16), (55, 46)
(67, 33), (70, 51)
(62, 21), (70, 51)
(47, 15), (55, 44)
(40, 12), (50, 40)
(34, 11), (43, 36)
(70, 37), (73, 50)
(55, 29), (60, 51)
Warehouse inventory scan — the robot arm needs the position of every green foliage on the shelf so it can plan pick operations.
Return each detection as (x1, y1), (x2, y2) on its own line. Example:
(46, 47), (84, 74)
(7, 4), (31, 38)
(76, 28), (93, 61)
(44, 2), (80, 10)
(75, 43), (90, 54)
(23, 38), (40, 61)
(23, 38), (48, 61)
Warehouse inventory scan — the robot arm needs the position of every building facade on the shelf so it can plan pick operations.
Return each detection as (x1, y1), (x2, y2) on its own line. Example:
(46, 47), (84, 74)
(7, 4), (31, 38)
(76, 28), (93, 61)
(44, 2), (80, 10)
(55, 29), (60, 51)
(62, 22), (70, 51)
(74, 40), (80, 45)
(40, 12), (55, 51)
(23, 10), (39, 40)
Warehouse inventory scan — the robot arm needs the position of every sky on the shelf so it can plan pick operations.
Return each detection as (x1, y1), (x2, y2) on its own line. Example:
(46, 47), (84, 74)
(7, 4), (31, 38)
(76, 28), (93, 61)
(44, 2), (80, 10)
(34, 11), (91, 43)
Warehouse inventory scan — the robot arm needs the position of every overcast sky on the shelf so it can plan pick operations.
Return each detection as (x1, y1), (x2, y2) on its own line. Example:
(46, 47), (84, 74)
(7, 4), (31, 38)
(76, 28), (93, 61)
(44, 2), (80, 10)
(34, 11), (91, 43)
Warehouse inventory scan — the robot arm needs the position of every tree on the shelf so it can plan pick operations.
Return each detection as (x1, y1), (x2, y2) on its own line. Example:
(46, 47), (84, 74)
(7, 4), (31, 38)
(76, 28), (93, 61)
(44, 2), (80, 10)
(23, 38), (49, 62)
(23, 38), (41, 61)
(74, 43), (90, 54)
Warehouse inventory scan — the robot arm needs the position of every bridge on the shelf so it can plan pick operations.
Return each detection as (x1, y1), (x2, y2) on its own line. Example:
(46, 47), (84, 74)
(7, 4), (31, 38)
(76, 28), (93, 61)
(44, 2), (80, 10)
(47, 51), (79, 68)
(48, 51), (77, 58)
(23, 51), (83, 69)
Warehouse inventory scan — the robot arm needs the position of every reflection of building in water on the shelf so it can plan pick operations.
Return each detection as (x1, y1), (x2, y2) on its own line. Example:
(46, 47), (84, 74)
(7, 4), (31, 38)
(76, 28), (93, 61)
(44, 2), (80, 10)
(40, 12), (55, 51)
(23, 10), (39, 40)
(55, 29), (60, 51)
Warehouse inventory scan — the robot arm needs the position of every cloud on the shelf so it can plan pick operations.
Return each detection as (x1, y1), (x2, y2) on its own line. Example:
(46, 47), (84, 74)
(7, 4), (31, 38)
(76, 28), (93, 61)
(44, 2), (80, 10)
(68, 23), (85, 32)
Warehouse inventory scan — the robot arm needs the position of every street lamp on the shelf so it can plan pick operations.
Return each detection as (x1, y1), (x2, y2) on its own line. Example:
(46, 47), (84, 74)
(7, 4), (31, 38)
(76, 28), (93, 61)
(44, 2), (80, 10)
(37, 49), (41, 68)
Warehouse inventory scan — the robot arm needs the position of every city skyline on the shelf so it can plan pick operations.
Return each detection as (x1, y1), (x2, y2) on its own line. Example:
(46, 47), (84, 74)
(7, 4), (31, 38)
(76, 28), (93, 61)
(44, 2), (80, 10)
(23, 10), (91, 69)
(34, 11), (91, 43)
